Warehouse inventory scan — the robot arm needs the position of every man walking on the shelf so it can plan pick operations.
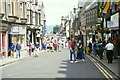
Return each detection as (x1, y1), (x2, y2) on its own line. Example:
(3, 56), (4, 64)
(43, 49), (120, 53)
(16, 42), (21, 58)
(105, 38), (114, 64)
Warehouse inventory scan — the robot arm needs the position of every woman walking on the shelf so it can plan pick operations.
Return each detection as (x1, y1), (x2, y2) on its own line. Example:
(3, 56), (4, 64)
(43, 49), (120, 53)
(28, 42), (32, 56)
(68, 38), (77, 63)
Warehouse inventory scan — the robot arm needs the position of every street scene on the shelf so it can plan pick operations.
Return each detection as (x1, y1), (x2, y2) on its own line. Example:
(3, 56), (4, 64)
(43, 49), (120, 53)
(0, 0), (120, 80)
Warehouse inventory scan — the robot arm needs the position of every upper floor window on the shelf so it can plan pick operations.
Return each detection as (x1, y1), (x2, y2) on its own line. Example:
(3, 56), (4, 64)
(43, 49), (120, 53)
(8, 0), (12, 15)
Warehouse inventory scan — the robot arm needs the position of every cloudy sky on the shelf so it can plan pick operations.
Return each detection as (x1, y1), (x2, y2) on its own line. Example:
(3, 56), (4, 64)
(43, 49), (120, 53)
(41, 0), (79, 26)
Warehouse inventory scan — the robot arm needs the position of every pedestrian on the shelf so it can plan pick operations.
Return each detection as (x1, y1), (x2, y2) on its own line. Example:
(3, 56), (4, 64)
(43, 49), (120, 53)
(43, 39), (47, 52)
(28, 42), (32, 56)
(102, 37), (107, 57)
(33, 43), (38, 57)
(93, 39), (98, 56)
(53, 39), (58, 52)
(77, 40), (85, 61)
(31, 43), (35, 55)
(96, 39), (104, 60)
(9, 43), (15, 58)
(105, 38), (114, 64)
(88, 42), (92, 54)
(16, 42), (21, 58)
(34, 42), (40, 57)
(68, 38), (77, 63)
(50, 41), (54, 52)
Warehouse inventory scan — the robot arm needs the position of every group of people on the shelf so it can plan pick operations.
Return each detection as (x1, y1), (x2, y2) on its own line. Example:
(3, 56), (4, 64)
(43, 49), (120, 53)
(67, 36), (120, 64)
(93, 37), (120, 64)
(9, 42), (21, 58)
(42, 39), (61, 52)
(28, 42), (40, 57)
(68, 37), (85, 63)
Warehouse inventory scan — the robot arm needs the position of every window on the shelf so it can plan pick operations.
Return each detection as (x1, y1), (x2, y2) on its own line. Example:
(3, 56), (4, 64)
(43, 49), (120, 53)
(20, 2), (23, 18)
(8, 4), (11, 15)
(27, 15), (29, 22)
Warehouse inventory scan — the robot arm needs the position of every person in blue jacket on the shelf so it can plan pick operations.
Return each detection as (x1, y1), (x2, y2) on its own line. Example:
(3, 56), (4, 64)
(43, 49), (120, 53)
(9, 43), (15, 57)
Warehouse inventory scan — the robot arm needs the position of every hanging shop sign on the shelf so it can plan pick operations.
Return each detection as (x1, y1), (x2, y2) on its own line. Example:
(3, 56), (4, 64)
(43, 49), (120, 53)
(111, 12), (119, 28)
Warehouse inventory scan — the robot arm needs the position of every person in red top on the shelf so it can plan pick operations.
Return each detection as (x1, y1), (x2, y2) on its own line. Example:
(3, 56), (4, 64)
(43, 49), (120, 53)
(68, 38), (77, 63)
(53, 40), (58, 52)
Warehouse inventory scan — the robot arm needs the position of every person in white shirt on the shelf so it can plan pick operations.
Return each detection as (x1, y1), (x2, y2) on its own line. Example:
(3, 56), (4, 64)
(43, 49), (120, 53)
(105, 39), (114, 64)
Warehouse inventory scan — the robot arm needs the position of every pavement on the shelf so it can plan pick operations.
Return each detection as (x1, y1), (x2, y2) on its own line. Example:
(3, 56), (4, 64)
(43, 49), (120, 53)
(0, 49), (44, 67)
(90, 53), (120, 79)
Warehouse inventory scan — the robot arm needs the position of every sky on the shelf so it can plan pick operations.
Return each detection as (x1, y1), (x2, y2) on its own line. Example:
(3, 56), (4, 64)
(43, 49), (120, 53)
(41, 0), (79, 26)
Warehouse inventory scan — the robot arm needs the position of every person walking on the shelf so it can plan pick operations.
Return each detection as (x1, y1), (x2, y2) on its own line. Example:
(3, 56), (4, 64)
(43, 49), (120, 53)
(35, 42), (40, 53)
(53, 40), (58, 52)
(68, 38), (77, 63)
(77, 40), (85, 62)
(96, 39), (104, 60)
(88, 42), (92, 54)
(9, 43), (15, 58)
(105, 38), (114, 64)
(28, 42), (32, 56)
(93, 39), (98, 56)
(16, 42), (21, 58)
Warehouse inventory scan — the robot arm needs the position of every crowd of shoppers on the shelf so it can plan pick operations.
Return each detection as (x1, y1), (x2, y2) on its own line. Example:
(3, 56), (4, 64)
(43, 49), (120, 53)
(89, 37), (120, 64)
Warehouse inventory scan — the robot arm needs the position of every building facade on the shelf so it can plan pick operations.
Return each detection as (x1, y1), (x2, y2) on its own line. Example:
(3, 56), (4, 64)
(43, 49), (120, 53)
(0, 0), (46, 57)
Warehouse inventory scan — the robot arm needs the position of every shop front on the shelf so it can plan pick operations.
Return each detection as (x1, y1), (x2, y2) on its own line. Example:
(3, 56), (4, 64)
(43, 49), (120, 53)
(9, 24), (27, 49)
(110, 12), (119, 38)
(0, 22), (8, 57)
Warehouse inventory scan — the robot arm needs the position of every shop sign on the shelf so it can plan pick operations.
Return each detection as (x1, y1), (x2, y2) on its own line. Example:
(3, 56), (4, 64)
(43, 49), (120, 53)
(111, 12), (119, 28)
(11, 26), (19, 33)
(10, 25), (26, 34)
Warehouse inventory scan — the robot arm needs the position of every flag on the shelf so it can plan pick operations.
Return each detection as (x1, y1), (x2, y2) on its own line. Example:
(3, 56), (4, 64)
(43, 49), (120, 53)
(103, 0), (110, 13)
(97, 0), (103, 17)
(114, 0), (119, 11)
(111, 0), (115, 13)
(42, 26), (46, 36)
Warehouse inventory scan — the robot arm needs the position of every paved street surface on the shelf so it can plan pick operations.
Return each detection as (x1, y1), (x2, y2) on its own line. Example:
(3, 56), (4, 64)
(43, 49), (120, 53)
(2, 48), (106, 78)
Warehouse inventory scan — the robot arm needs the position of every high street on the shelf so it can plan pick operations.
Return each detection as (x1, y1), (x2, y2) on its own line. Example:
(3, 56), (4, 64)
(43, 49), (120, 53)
(1, 48), (116, 79)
